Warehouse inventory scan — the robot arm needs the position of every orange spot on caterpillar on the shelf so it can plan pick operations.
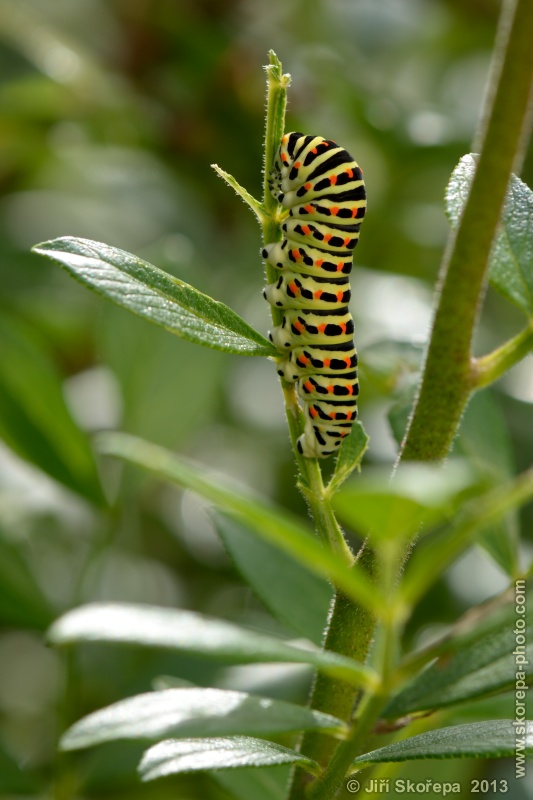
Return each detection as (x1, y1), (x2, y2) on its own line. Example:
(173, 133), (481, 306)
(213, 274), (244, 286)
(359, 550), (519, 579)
(311, 147), (318, 154)
(304, 205), (315, 214)
(327, 384), (335, 394)
(304, 380), (314, 393)
(298, 355), (310, 366)
(324, 233), (332, 243)
(301, 225), (311, 236)
(337, 262), (344, 272)
(294, 320), (304, 332)
(352, 207), (359, 218)
(317, 323), (327, 333)
(294, 161), (301, 168)
(315, 259), (324, 267)
(305, 182), (312, 190)
(323, 358), (331, 368)
(310, 406), (318, 419)
(281, 153), (288, 162)
(336, 291), (344, 302)
(329, 175), (337, 185)
(292, 249), (301, 260)
(289, 282), (299, 294)
(347, 384), (354, 395)
(344, 357), (351, 368)
(330, 207), (339, 216)
(314, 290), (323, 300)
(329, 411), (337, 419)
(343, 237), (351, 247)
(346, 411), (353, 420)
(339, 323), (347, 334)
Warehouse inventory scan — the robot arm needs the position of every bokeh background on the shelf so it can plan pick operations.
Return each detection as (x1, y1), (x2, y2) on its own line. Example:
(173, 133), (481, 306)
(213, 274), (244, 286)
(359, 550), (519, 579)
(0, 0), (532, 798)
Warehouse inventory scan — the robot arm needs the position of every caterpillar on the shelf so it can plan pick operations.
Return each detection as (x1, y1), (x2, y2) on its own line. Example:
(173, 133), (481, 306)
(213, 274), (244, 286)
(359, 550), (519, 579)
(262, 132), (366, 458)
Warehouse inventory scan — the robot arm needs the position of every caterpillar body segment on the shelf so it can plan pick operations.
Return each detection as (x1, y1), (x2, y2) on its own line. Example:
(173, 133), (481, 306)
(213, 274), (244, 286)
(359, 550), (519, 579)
(281, 218), (362, 252)
(264, 132), (366, 458)
(263, 272), (351, 310)
(275, 342), (358, 382)
(298, 371), (359, 401)
(268, 307), (354, 350)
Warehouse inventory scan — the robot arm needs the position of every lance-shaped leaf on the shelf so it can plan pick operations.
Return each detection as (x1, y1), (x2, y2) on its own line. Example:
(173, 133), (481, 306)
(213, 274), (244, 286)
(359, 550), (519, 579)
(214, 515), (332, 645)
(213, 765), (290, 800)
(0, 532), (54, 630)
(333, 461), (475, 543)
(96, 432), (381, 614)
(0, 314), (104, 505)
(32, 237), (276, 357)
(0, 740), (38, 793)
(60, 688), (347, 750)
(402, 468), (533, 605)
(446, 155), (533, 316)
(386, 602), (533, 717)
(139, 736), (320, 781)
(352, 720), (533, 768)
(327, 422), (369, 495)
(48, 603), (378, 689)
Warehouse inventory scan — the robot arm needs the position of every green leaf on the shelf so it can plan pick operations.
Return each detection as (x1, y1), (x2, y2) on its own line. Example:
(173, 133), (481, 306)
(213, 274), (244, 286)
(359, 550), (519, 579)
(60, 687), (346, 750)
(0, 314), (104, 505)
(333, 462), (475, 543)
(0, 533), (54, 629)
(214, 515), (331, 645)
(212, 765), (290, 800)
(0, 740), (38, 793)
(32, 237), (277, 357)
(48, 602), (378, 689)
(446, 155), (533, 316)
(386, 602), (533, 717)
(96, 432), (381, 614)
(100, 306), (227, 449)
(352, 720), (533, 768)
(138, 736), (320, 781)
(458, 391), (519, 574)
(327, 422), (369, 494)
(402, 469), (533, 605)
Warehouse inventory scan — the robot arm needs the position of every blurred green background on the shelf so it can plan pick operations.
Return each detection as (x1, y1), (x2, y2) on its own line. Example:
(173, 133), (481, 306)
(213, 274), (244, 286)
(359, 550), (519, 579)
(0, 0), (532, 798)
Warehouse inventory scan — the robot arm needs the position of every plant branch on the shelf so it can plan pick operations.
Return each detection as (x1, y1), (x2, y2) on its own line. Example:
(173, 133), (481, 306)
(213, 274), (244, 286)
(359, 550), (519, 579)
(400, 0), (533, 462)
(254, 53), (378, 800)
(260, 52), (354, 563)
(307, 611), (398, 800)
(470, 321), (533, 389)
(211, 164), (266, 223)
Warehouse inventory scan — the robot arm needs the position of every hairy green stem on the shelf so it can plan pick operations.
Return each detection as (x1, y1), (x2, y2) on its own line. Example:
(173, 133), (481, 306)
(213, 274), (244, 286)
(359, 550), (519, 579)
(257, 53), (377, 799)
(297, 0), (533, 793)
(289, 550), (375, 797)
(401, 0), (533, 462)
(307, 612), (398, 800)
(261, 52), (354, 563)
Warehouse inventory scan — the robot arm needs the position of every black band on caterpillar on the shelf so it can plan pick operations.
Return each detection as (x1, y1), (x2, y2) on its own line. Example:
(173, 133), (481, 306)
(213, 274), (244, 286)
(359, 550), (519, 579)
(263, 132), (366, 458)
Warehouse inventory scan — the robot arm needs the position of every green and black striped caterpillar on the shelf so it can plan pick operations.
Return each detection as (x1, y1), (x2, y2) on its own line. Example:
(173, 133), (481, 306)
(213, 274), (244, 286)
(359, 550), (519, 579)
(262, 132), (366, 458)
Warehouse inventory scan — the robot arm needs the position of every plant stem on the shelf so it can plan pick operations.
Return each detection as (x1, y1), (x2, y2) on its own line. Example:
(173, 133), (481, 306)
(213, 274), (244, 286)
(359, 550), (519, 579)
(260, 52), (354, 564)
(470, 322), (533, 389)
(288, 549), (376, 799)
(258, 53), (377, 799)
(400, 0), (533, 462)
(307, 611), (398, 800)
